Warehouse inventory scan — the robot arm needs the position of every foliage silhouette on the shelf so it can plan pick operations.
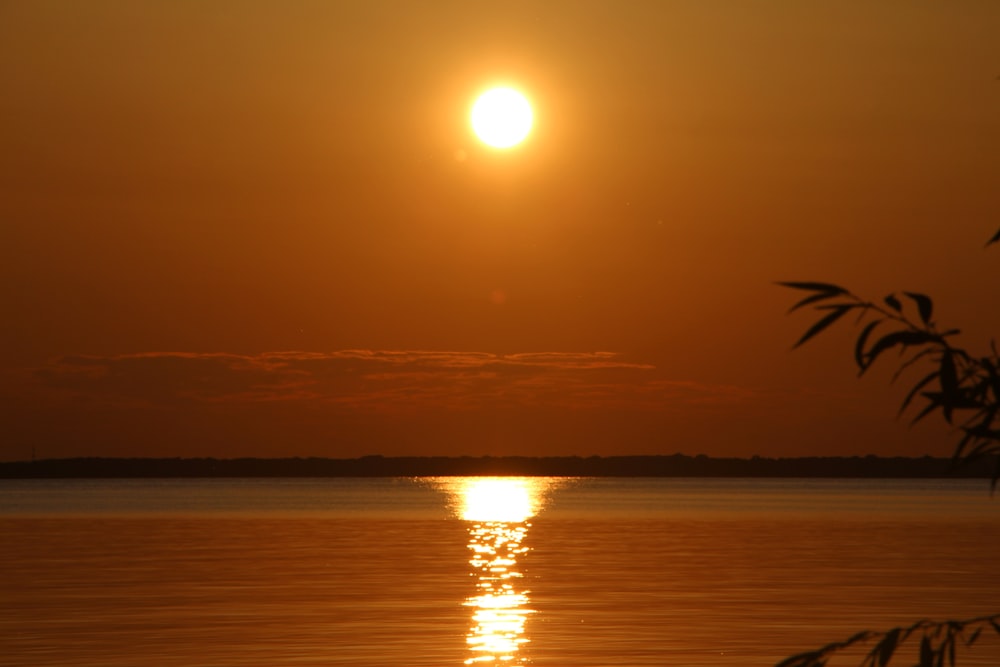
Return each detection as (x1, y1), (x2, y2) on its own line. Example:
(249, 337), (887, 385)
(775, 614), (1000, 667)
(776, 228), (999, 667)
(779, 283), (1000, 487)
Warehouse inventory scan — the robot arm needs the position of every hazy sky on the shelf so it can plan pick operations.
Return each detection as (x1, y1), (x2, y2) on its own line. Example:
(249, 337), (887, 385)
(2, 1), (998, 461)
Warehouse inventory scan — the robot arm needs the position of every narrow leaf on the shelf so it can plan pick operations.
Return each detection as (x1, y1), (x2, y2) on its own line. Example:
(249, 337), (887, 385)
(951, 430), (976, 463)
(939, 352), (959, 396)
(940, 392), (955, 423)
(904, 292), (934, 325)
(964, 438), (1000, 462)
(964, 424), (1000, 443)
(891, 348), (937, 383)
(865, 331), (936, 369)
(855, 319), (882, 370)
(899, 371), (940, 417)
(920, 635), (933, 666)
(986, 227), (1000, 247)
(988, 365), (1000, 400)
(877, 628), (900, 666)
(846, 630), (875, 646)
(792, 306), (851, 349)
(910, 394), (942, 425)
(884, 294), (902, 312)
(815, 303), (860, 311)
(788, 291), (843, 313)
(778, 281), (848, 294)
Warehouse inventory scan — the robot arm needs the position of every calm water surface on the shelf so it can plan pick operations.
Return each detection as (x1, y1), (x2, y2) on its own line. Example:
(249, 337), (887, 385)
(1, 477), (998, 666)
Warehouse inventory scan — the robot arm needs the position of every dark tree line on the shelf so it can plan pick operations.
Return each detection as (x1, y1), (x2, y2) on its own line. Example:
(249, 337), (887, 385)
(2, 454), (990, 479)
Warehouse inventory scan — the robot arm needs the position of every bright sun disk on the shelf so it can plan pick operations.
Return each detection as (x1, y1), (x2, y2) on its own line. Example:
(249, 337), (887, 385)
(470, 87), (533, 149)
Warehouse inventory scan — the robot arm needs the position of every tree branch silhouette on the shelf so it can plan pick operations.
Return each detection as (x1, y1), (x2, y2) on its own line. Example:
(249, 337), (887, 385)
(775, 229), (998, 667)
(778, 281), (1000, 488)
(776, 614), (1000, 667)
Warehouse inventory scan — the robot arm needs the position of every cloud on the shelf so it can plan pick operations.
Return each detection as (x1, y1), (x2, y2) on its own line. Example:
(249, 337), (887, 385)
(32, 350), (755, 413)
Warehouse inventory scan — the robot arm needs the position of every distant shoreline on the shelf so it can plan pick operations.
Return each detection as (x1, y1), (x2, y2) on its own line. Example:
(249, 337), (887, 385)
(0, 454), (994, 479)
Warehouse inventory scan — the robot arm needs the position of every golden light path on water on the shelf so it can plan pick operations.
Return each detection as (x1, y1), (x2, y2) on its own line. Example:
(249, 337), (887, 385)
(431, 477), (567, 665)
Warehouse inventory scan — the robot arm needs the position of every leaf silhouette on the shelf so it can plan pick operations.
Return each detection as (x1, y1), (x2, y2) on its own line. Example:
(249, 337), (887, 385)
(864, 331), (936, 368)
(904, 292), (934, 325)
(939, 352), (959, 396)
(919, 635), (933, 666)
(778, 281), (848, 294)
(884, 294), (902, 312)
(891, 348), (938, 383)
(910, 393), (942, 425)
(773, 616), (1000, 667)
(986, 227), (1000, 247)
(854, 320), (882, 370)
(876, 628), (900, 666)
(953, 429), (979, 462)
(898, 370), (940, 416)
(788, 291), (844, 313)
(792, 306), (851, 349)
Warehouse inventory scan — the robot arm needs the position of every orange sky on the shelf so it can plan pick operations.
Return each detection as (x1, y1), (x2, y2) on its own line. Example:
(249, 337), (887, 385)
(1, 1), (999, 461)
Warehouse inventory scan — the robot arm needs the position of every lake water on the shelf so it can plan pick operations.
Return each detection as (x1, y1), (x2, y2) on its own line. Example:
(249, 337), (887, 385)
(1, 477), (999, 666)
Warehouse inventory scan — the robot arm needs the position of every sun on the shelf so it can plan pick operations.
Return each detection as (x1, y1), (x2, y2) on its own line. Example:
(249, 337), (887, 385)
(470, 87), (533, 149)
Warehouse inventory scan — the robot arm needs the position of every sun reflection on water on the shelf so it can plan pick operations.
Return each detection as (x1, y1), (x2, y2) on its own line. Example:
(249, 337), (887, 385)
(460, 478), (536, 523)
(465, 519), (531, 664)
(431, 477), (566, 665)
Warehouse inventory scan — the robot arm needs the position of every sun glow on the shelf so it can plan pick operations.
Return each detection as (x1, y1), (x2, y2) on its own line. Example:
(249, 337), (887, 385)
(461, 478), (535, 522)
(470, 87), (533, 149)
